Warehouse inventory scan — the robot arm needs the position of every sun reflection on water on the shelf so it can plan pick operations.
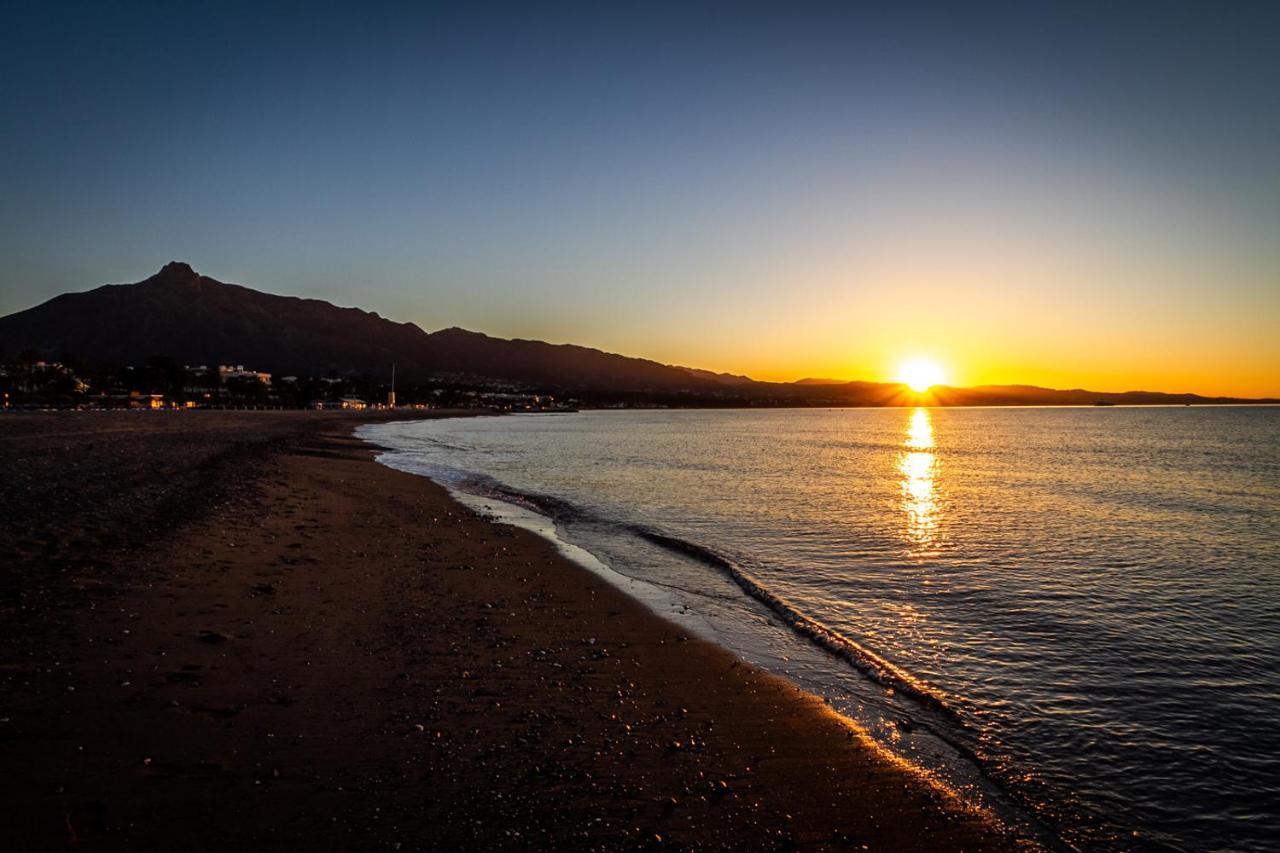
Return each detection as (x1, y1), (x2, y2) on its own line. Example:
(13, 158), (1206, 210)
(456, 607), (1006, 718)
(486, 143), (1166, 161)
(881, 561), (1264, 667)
(899, 407), (940, 549)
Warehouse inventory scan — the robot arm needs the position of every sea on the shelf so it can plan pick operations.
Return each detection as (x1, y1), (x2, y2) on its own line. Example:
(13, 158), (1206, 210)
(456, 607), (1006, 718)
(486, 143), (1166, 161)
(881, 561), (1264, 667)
(358, 406), (1279, 851)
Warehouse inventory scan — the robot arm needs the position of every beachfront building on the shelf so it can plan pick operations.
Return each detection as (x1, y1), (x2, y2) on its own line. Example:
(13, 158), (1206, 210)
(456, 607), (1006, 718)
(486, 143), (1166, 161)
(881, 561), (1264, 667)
(125, 391), (166, 409)
(310, 397), (368, 410)
(218, 365), (272, 384)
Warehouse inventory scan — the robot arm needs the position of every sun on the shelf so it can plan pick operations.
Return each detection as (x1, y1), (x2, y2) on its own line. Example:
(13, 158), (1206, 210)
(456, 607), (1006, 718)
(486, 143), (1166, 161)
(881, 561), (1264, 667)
(897, 358), (946, 393)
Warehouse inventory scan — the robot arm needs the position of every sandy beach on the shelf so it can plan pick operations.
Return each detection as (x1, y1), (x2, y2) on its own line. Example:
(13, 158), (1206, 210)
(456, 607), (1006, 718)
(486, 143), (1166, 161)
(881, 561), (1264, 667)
(0, 411), (1021, 850)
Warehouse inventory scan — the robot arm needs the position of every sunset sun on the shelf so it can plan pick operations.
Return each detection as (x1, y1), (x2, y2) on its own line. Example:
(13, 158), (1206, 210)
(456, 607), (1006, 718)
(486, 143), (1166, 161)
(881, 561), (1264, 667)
(898, 358), (946, 393)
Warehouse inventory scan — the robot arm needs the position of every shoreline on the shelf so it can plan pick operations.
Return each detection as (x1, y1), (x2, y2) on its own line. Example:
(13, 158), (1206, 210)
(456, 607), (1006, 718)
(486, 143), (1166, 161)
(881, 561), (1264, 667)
(361, 417), (1051, 845)
(1, 411), (1025, 849)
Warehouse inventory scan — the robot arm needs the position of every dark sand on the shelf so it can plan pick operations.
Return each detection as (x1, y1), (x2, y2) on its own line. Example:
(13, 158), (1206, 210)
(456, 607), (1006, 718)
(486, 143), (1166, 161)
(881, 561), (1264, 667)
(1, 411), (1026, 850)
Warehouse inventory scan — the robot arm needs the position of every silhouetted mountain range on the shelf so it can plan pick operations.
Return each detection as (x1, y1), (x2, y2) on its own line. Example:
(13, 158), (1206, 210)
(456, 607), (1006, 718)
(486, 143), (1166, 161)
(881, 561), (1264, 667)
(1, 263), (1273, 405)
(0, 263), (717, 393)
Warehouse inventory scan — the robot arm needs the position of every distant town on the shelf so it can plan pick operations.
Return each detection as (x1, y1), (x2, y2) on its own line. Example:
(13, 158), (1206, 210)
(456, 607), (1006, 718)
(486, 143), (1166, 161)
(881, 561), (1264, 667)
(0, 355), (578, 413)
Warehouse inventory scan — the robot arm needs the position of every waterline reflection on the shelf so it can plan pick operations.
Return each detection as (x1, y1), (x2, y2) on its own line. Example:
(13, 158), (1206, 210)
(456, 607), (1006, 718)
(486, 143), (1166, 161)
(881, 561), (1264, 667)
(899, 408), (940, 549)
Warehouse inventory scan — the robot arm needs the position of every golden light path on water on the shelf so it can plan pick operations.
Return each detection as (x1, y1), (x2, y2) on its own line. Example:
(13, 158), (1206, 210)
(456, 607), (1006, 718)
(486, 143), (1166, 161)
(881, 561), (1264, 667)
(898, 407), (939, 549)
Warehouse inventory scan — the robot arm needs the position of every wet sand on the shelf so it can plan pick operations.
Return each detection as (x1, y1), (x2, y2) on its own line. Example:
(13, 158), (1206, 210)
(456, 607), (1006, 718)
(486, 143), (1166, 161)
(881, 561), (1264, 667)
(0, 411), (1024, 850)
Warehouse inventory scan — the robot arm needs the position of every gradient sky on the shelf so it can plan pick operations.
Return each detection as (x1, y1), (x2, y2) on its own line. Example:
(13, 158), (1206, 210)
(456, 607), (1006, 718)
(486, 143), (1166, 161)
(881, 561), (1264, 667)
(1, 1), (1277, 396)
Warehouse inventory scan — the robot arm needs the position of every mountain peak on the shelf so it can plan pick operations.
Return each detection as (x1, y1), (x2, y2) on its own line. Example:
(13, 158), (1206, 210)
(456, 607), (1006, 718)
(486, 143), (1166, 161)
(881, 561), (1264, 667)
(153, 261), (200, 282)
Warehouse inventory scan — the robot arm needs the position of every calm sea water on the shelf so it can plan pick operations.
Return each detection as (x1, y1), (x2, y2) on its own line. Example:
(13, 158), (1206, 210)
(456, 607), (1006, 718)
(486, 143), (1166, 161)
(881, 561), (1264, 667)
(361, 407), (1280, 851)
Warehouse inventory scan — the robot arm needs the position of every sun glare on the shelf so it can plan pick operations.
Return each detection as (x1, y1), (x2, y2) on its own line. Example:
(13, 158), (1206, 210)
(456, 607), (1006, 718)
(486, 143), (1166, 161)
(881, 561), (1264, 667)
(898, 358), (946, 393)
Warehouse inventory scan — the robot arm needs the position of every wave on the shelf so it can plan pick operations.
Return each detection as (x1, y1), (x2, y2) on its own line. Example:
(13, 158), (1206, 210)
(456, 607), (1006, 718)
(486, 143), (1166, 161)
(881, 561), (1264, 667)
(405, 434), (478, 453)
(458, 474), (600, 523)
(630, 527), (957, 716)
(623, 525), (1058, 843)
(445, 465), (958, 716)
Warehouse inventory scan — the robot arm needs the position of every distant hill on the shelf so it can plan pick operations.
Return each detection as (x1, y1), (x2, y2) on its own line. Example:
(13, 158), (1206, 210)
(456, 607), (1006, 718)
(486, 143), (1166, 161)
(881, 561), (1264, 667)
(0, 263), (723, 393)
(1, 263), (1273, 405)
(927, 384), (1270, 406)
(788, 379), (1273, 407)
(793, 377), (850, 385)
(680, 367), (758, 386)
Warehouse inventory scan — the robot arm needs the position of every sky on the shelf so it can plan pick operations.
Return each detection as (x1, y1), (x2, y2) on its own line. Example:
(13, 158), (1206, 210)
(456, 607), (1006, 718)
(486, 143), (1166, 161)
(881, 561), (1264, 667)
(1, 1), (1277, 396)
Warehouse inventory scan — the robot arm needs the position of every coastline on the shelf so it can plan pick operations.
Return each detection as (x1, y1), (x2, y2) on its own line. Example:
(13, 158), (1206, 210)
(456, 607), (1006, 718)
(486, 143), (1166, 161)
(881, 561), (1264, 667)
(1, 411), (1022, 849)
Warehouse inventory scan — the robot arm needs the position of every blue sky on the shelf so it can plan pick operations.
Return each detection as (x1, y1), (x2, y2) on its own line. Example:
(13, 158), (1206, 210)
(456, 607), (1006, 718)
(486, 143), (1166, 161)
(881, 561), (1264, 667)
(1, 2), (1277, 393)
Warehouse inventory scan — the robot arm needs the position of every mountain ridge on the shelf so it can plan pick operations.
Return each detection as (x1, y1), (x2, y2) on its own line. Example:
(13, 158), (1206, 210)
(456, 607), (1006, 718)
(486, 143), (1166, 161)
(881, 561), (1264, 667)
(0, 263), (735, 393)
(1, 263), (1274, 405)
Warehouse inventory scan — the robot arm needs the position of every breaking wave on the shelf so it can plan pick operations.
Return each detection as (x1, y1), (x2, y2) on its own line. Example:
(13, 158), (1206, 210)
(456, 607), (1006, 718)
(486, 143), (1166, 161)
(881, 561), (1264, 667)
(458, 473), (956, 716)
(629, 527), (956, 715)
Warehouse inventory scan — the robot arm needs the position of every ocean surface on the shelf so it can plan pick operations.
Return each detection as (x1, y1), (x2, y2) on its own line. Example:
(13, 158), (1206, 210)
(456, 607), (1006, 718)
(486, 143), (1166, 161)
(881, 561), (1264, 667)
(360, 407), (1280, 851)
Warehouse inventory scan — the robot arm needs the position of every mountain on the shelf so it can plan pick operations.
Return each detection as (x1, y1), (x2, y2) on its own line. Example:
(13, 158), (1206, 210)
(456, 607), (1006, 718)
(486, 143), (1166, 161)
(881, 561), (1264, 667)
(928, 384), (1267, 406)
(0, 263), (724, 393)
(1, 263), (1273, 405)
(680, 367), (758, 386)
(793, 377), (851, 385)
(415, 327), (727, 391)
